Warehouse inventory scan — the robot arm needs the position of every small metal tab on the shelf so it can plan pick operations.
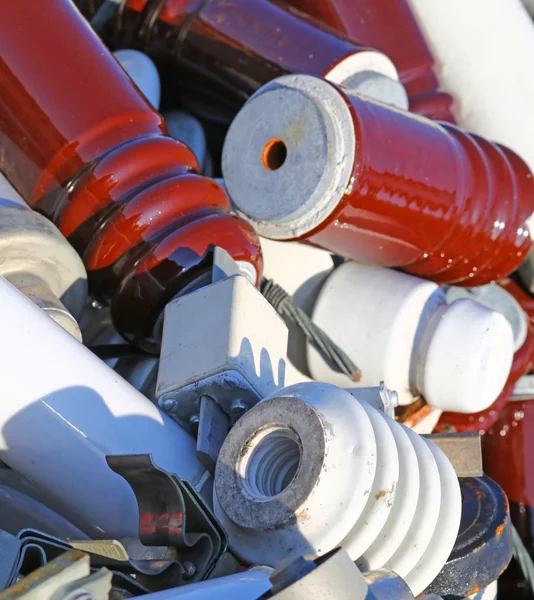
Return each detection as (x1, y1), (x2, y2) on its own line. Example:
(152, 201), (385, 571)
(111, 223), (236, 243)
(197, 396), (229, 474)
(423, 432), (483, 478)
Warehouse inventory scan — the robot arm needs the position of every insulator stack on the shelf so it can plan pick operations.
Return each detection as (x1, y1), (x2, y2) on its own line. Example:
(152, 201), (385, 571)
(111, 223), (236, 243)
(281, 0), (456, 122)
(214, 382), (461, 596)
(223, 74), (534, 285)
(77, 0), (407, 123)
(0, 0), (262, 351)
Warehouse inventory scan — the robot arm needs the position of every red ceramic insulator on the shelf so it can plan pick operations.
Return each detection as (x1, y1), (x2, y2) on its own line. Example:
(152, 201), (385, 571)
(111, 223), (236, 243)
(280, 0), (456, 122)
(77, 0), (407, 123)
(223, 74), (534, 285)
(483, 400), (534, 556)
(0, 0), (262, 351)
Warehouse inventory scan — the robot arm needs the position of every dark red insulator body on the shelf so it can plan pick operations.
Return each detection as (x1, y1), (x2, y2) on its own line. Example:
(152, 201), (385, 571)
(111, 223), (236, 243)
(0, 0), (262, 350)
(223, 75), (534, 285)
(483, 400), (534, 551)
(281, 0), (456, 122)
(78, 0), (403, 123)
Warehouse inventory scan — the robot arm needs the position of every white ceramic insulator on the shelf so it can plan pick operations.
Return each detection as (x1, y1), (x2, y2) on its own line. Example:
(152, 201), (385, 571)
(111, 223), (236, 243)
(445, 283), (529, 353)
(114, 49), (161, 110)
(138, 569), (272, 599)
(0, 278), (205, 539)
(0, 172), (87, 338)
(324, 51), (409, 110)
(214, 382), (461, 596)
(308, 262), (514, 413)
(406, 0), (534, 179)
(261, 237), (334, 376)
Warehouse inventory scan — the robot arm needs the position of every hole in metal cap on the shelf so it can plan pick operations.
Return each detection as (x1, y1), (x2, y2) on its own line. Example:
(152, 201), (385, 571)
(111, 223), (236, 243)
(262, 139), (287, 171)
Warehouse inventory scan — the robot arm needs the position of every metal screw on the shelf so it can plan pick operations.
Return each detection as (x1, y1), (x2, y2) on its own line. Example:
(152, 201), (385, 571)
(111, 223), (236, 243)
(189, 414), (200, 428)
(182, 561), (197, 579)
(230, 398), (247, 416)
(162, 397), (177, 412)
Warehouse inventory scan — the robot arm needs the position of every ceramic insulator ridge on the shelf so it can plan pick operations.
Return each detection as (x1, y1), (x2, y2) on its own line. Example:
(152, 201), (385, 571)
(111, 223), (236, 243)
(0, 0), (262, 351)
(223, 74), (534, 285)
(54, 135), (262, 351)
(79, 0), (407, 122)
(214, 382), (461, 597)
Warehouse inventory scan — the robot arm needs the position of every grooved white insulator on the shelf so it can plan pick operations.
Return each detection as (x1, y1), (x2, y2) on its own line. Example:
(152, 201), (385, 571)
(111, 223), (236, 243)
(214, 382), (461, 596)
(406, 0), (534, 179)
(0, 172), (87, 340)
(307, 262), (514, 413)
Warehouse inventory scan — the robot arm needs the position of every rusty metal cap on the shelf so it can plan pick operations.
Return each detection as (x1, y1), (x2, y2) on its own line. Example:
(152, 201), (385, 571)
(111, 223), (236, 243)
(423, 475), (512, 598)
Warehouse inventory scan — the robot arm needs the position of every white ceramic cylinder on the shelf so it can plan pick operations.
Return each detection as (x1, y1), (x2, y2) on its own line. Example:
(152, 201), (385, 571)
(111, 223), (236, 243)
(114, 49), (161, 110)
(308, 262), (514, 413)
(0, 172), (87, 339)
(260, 237), (334, 376)
(407, 0), (534, 176)
(0, 278), (205, 539)
(214, 382), (461, 596)
(140, 569), (272, 599)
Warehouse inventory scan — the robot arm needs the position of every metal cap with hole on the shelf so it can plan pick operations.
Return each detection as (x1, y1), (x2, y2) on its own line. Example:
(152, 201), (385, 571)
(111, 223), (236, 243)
(222, 74), (356, 240)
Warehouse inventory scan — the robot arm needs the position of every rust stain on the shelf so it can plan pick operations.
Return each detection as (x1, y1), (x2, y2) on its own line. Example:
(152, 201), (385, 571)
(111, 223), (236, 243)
(376, 490), (386, 500)
(496, 523), (505, 537)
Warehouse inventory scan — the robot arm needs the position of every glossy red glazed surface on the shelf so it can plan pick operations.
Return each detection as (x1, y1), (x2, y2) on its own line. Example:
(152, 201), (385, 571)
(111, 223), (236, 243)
(483, 400), (534, 554)
(302, 86), (534, 285)
(281, 0), (456, 122)
(79, 0), (392, 122)
(0, 0), (262, 350)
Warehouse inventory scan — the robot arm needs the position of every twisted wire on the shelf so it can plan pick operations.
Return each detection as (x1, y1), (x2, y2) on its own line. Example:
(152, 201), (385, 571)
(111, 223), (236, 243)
(261, 278), (361, 382)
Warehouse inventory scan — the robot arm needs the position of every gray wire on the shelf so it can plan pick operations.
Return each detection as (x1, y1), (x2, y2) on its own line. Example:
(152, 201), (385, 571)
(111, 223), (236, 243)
(512, 523), (534, 593)
(261, 278), (361, 382)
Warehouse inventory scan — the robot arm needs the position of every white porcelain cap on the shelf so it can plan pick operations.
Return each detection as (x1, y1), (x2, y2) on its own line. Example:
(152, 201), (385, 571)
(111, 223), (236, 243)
(114, 49), (161, 110)
(422, 299), (514, 413)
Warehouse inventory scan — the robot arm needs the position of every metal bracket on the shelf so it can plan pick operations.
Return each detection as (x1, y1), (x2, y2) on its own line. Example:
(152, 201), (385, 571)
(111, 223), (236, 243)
(106, 454), (227, 586)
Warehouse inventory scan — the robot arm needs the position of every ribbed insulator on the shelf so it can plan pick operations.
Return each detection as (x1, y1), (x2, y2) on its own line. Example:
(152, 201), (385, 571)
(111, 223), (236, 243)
(0, 0), (262, 351)
(77, 0), (407, 123)
(214, 382), (461, 597)
(223, 74), (534, 285)
(280, 0), (456, 122)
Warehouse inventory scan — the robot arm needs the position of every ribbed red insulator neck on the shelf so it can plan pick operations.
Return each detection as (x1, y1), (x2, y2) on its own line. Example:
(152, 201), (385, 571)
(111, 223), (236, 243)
(0, 0), (262, 350)
(279, 0), (456, 123)
(77, 0), (406, 123)
(223, 74), (534, 285)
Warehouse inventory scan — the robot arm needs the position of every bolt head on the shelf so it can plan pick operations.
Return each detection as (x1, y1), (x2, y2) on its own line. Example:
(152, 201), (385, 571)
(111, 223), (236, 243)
(162, 397), (177, 412)
(230, 399), (247, 416)
(182, 561), (197, 579)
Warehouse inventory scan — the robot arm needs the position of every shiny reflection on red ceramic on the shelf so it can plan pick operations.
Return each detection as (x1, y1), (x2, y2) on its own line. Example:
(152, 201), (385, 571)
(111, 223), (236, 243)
(0, 0), (262, 349)
(281, 0), (456, 122)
